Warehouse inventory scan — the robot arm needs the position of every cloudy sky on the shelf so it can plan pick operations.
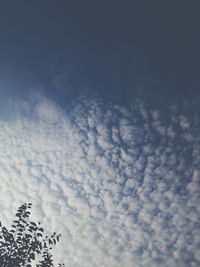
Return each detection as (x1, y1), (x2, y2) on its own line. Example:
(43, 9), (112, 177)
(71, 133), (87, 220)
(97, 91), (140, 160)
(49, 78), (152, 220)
(0, 2), (200, 267)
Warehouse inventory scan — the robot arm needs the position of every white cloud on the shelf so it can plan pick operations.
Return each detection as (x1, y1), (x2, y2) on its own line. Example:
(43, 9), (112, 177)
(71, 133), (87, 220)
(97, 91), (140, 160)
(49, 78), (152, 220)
(0, 93), (199, 266)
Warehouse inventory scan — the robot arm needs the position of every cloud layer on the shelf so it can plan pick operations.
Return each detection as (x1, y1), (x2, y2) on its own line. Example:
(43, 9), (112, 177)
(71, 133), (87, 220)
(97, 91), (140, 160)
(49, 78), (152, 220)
(0, 94), (200, 267)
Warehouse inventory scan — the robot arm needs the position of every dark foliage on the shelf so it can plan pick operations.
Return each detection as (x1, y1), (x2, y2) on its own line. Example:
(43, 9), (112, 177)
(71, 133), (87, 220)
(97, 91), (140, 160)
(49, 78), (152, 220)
(0, 203), (65, 267)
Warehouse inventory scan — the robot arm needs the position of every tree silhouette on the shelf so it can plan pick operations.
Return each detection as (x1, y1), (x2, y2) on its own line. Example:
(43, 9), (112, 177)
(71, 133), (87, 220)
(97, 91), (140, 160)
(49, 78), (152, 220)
(0, 203), (65, 267)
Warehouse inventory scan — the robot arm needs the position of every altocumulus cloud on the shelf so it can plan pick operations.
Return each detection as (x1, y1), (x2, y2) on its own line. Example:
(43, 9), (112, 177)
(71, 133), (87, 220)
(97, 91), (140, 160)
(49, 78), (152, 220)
(0, 93), (200, 267)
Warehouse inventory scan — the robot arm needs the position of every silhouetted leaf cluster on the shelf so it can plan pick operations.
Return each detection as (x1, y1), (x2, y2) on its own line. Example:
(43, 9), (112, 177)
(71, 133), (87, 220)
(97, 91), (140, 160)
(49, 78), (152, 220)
(0, 203), (65, 267)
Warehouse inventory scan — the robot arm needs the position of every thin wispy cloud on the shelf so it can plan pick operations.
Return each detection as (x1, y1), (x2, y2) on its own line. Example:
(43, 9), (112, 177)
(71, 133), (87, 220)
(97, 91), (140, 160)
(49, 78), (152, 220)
(0, 93), (199, 267)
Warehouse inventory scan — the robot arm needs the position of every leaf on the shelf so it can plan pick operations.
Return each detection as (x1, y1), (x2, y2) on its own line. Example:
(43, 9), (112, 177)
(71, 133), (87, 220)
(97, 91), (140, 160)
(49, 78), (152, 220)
(0, 202), (64, 266)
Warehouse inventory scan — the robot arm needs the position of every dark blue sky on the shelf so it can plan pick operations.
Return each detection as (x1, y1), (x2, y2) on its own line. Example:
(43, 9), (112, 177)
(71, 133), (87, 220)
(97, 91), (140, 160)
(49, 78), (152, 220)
(0, 1), (199, 107)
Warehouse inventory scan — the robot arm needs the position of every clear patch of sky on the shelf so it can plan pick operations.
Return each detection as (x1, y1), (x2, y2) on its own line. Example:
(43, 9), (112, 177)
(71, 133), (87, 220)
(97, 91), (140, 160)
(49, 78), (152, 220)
(0, 1), (199, 112)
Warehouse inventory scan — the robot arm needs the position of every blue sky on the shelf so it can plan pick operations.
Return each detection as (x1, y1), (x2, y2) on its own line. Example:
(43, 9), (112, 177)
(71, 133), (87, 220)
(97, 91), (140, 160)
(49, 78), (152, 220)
(0, 1), (199, 100)
(0, 2), (200, 267)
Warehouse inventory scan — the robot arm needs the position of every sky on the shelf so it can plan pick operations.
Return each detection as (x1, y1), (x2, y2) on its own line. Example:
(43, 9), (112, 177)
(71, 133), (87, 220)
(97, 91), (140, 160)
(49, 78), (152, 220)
(0, 2), (200, 267)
